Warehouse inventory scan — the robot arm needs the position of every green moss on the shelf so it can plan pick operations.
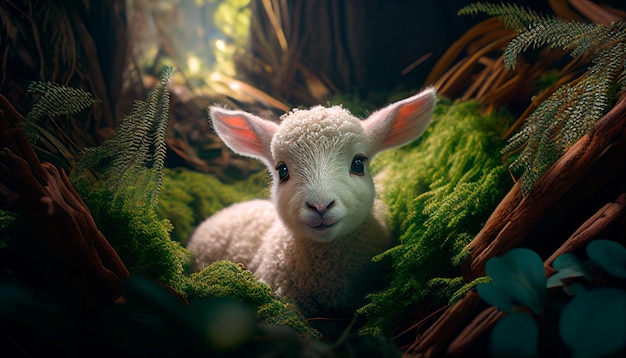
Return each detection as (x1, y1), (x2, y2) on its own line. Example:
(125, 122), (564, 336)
(72, 182), (188, 293)
(72, 176), (315, 336)
(0, 209), (22, 250)
(359, 100), (514, 335)
(188, 260), (319, 338)
(157, 168), (268, 245)
(153, 169), (318, 336)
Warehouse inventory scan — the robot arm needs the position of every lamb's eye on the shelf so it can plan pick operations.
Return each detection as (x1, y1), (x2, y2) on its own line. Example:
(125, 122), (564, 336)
(275, 162), (289, 182)
(350, 155), (368, 176)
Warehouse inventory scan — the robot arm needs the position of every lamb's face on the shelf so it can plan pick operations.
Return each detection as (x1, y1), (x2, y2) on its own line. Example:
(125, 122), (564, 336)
(270, 107), (375, 242)
(209, 88), (435, 242)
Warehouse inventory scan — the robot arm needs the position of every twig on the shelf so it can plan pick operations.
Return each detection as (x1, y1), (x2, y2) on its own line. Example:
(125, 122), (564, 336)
(545, 192), (626, 273)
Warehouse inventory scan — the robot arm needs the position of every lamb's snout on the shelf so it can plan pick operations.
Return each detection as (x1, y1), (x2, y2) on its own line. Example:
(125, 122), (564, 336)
(304, 200), (338, 228)
(300, 199), (342, 240)
(306, 200), (335, 214)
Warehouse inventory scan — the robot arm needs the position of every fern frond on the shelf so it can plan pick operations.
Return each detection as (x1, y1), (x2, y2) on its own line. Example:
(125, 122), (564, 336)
(26, 81), (99, 122)
(505, 41), (624, 194)
(459, 3), (621, 70)
(461, 2), (626, 195)
(458, 2), (549, 33)
(359, 101), (513, 335)
(72, 66), (173, 208)
(503, 20), (598, 69)
(21, 81), (100, 155)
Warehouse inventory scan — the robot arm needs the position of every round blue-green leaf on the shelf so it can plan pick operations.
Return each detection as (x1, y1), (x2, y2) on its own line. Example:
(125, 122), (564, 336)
(476, 280), (517, 313)
(559, 287), (626, 357)
(564, 282), (587, 297)
(490, 312), (539, 358)
(480, 248), (547, 314)
(547, 253), (590, 288)
(587, 240), (626, 278)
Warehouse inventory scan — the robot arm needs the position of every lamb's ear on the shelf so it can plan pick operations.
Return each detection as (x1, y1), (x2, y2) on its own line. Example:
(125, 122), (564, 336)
(362, 88), (436, 154)
(210, 107), (279, 163)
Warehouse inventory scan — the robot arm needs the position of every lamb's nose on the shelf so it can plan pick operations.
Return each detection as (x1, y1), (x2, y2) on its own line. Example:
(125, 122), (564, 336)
(306, 200), (335, 214)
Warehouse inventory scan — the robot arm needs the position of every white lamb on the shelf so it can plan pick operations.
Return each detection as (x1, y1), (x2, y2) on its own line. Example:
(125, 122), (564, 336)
(187, 88), (436, 317)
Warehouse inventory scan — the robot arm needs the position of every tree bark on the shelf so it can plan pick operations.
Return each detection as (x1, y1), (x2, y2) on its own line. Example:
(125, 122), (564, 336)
(406, 93), (626, 356)
(0, 94), (129, 315)
(466, 92), (626, 279)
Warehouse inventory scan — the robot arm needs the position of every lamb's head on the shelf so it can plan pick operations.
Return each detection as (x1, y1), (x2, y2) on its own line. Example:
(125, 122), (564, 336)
(209, 88), (436, 242)
(269, 106), (374, 242)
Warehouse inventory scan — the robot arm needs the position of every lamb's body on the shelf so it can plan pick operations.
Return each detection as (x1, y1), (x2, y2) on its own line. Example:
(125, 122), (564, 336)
(189, 199), (391, 316)
(188, 88), (436, 317)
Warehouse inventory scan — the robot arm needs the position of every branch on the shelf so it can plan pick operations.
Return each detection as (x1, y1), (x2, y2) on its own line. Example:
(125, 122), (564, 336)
(466, 92), (626, 278)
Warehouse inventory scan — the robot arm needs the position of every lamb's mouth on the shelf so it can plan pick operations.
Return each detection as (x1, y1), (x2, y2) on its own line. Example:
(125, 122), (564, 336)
(312, 223), (336, 231)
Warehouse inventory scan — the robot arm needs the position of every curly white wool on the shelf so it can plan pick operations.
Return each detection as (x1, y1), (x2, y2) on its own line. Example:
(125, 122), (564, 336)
(187, 88), (436, 317)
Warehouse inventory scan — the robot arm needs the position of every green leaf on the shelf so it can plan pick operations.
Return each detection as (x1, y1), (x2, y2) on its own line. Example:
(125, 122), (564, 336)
(547, 253), (590, 288)
(448, 276), (491, 305)
(490, 312), (539, 358)
(559, 288), (626, 357)
(476, 280), (517, 313)
(564, 282), (587, 297)
(587, 240), (626, 278)
(477, 248), (547, 314)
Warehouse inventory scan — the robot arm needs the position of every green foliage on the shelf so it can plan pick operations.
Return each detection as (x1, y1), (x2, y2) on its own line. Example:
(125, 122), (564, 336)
(68, 66), (188, 292)
(214, 0), (251, 45)
(188, 260), (319, 338)
(586, 239), (626, 278)
(63, 65), (313, 338)
(476, 241), (626, 357)
(98, 190), (310, 331)
(21, 81), (100, 167)
(476, 248), (547, 314)
(71, 66), (173, 208)
(2, 67), (316, 354)
(157, 168), (268, 245)
(99, 275), (259, 355)
(75, 184), (190, 293)
(490, 312), (538, 358)
(0, 273), (315, 356)
(99, 274), (319, 356)
(546, 253), (590, 288)
(448, 276), (490, 305)
(359, 100), (514, 335)
(559, 287), (626, 357)
(459, 2), (626, 194)
(0, 210), (21, 250)
(211, 0), (252, 77)
(25, 81), (99, 122)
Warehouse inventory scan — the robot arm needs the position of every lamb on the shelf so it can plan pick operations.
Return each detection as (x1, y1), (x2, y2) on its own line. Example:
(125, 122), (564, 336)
(187, 88), (436, 317)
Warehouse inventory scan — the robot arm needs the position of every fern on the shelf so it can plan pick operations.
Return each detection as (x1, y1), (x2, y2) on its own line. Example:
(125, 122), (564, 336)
(359, 101), (513, 335)
(459, 2), (626, 194)
(26, 81), (99, 122)
(20, 81), (100, 165)
(72, 66), (173, 208)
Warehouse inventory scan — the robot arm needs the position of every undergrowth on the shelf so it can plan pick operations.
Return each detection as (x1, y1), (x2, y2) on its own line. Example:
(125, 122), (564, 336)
(359, 99), (514, 335)
(459, 2), (626, 194)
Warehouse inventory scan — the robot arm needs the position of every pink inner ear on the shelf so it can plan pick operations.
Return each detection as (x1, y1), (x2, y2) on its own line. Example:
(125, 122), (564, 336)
(388, 96), (433, 140)
(225, 116), (263, 145)
(366, 89), (435, 152)
(388, 101), (422, 138)
(211, 108), (278, 163)
(397, 99), (422, 121)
